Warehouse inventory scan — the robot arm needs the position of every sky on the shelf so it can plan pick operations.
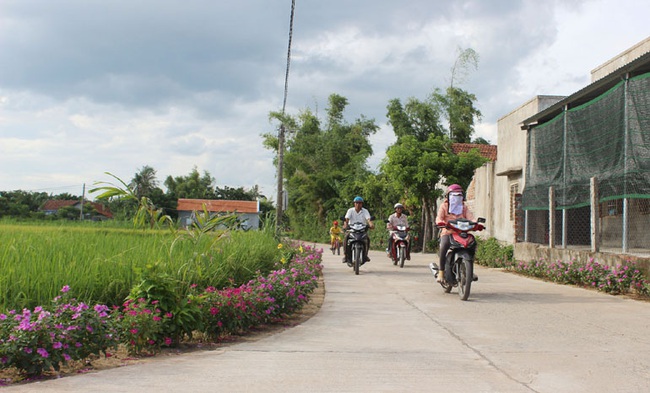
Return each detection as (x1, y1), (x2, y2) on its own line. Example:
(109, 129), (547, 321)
(1, 0), (648, 202)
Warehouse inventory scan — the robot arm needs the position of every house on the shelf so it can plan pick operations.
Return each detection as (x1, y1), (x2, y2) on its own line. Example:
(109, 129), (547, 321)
(471, 36), (650, 268)
(176, 198), (260, 230)
(40, 200), (113, 220)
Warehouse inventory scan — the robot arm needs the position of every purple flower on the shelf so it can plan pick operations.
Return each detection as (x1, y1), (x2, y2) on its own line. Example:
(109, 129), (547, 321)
(61, 285), (70, 293)
(37, 348), (49, 358)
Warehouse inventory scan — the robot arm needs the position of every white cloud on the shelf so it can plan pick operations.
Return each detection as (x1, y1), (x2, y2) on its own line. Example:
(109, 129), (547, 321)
(0, 0), (648, 201)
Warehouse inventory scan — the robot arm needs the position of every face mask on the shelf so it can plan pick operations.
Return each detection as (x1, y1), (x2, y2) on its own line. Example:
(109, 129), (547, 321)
(449, 193), (463, 215)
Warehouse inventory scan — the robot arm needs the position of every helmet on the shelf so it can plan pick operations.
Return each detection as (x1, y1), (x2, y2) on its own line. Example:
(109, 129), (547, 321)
(447, 184), (463, 194)
(394, 203), (404, 209)
(353, 196), (364, 203)
(333, 220), (338, 225)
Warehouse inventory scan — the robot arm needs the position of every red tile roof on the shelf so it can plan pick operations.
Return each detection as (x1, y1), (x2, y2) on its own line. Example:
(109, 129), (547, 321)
(451, 143), (497, 161)
(176, 199), (259, 214)
(40, 200), (113, 219)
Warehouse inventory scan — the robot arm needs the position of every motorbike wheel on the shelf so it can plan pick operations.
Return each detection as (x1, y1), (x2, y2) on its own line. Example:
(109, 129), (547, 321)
(392, 247), (397, 265)
(457, 259), (473, 301)
(398, 245), (406, 268)
(352, 244), (362, 275)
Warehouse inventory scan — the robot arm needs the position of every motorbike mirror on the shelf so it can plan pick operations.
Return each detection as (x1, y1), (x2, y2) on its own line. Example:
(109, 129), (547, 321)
(477, 217), (486, 223)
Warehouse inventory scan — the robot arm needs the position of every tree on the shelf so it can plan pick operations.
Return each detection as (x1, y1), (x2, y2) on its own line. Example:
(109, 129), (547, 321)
(383, 90), (488, 251)
(215, 185), (261, 201)
(130, 166), (159, 200)
(430, 47), (482, 143)
(164, 167), (217, 200)
(430, 87), (482, 143)
(263, 93), (378, 239)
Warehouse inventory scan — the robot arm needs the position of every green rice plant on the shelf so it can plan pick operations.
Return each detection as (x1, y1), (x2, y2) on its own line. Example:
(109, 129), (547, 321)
(0, 222), (283, 312)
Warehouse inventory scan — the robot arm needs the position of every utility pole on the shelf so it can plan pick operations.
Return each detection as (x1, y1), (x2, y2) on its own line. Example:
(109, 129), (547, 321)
(80, 183), (85, 220)
(276, 0), (295, 234)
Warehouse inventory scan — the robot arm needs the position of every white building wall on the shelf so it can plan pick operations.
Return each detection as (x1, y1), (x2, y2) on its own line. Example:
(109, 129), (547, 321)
(472, 96), (563, 244)
(590, 36), (650, 82)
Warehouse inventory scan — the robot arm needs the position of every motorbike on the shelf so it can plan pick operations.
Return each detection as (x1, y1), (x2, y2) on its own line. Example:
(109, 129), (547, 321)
(429, 217), (485, 301)
(388, 224), (410, 268)
(345, 221), (371, 275)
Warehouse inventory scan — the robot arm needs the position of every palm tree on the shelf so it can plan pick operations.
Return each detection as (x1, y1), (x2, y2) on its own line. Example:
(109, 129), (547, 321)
(130, 166), (158, 199)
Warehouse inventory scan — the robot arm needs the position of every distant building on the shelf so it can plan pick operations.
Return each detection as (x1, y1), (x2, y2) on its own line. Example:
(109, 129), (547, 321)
(176, 198), (260, 230)
(40, 200), (113, 220)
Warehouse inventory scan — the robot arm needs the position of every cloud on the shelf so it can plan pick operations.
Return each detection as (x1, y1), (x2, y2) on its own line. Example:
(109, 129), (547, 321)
(0, 0), (648, 200)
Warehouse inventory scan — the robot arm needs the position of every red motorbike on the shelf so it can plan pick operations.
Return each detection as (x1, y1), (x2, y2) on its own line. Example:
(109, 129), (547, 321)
(388, 225), (410, 268)
(429, 217), (485, 301)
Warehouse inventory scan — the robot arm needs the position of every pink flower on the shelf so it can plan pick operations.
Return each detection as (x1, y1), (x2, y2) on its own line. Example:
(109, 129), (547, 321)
(37, 348), (49, 358)
(61, 285), (70, 293)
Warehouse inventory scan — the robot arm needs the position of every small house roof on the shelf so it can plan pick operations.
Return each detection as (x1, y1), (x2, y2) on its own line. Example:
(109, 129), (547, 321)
(451, 143), (497, 161)
(40, 200), (113, 219)
(177, 199), (259, 214)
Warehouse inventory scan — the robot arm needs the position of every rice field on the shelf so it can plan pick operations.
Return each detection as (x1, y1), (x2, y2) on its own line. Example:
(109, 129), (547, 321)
(0, 221), (281, 311)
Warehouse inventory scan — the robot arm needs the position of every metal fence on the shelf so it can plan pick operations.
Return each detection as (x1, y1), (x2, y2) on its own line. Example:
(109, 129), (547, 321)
(523, 181), (650, 256)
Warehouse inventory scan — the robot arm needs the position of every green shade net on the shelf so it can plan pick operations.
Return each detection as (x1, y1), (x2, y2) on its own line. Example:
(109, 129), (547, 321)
(523, 73), (650, 210)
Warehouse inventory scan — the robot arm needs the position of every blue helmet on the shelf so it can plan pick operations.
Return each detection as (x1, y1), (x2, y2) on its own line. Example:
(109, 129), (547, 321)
(353, 196), (364, 203)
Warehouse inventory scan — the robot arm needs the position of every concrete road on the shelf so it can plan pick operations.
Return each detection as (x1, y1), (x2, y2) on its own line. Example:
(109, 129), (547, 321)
(7, 244), (650, 392)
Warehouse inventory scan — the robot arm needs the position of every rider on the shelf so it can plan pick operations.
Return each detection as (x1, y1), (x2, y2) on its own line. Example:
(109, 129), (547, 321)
(329, 220), (342, 250)
(342, 196), (374, 265)
(386, 203), (410, 259)
(435, 184), (476, 283)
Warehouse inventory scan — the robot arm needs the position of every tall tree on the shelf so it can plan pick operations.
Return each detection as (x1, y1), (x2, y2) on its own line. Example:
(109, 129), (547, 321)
(431, 87), (482, 143)
(432, 47), (482, 143)
(164, 166), (217, 200)
(130, 166), (158, 200)
(263, 93), (378, 239)
(384, 94), (487, 251)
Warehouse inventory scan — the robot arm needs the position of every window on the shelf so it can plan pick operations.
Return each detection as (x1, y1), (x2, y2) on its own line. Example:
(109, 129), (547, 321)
(510, 183), (519, 221)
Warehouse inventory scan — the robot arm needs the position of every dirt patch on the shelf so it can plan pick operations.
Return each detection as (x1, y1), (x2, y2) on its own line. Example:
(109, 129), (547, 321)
(0, 278), (326, 387)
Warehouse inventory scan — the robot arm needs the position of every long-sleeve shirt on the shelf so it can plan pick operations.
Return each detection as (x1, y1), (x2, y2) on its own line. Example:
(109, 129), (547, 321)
(436, 200), (474, 237)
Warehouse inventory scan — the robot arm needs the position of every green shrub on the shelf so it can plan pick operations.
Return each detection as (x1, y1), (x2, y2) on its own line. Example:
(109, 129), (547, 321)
(475, 237), (514, 267)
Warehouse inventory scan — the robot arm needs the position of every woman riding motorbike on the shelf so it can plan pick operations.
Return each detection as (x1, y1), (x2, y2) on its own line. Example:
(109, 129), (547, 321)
(435, 184), (479, 283)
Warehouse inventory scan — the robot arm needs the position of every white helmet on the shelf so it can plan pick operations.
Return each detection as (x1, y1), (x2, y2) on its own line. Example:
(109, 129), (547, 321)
(394, 203), (404, 209)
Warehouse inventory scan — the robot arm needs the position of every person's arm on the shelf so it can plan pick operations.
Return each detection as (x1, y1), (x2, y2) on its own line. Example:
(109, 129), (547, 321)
(436, 203), (447, 226)
(364, 209), (374, 229)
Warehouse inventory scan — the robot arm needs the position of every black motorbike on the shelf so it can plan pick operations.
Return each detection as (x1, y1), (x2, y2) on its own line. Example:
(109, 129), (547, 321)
(429, 217), (485, 301)
(345, 222), (371, 275)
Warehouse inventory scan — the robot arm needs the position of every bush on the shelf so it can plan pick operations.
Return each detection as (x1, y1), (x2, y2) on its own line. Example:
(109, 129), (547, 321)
(475, 237), (513, 267)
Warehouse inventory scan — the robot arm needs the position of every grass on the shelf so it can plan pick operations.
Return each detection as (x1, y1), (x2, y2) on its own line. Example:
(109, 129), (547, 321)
(0, 220), (281, 311)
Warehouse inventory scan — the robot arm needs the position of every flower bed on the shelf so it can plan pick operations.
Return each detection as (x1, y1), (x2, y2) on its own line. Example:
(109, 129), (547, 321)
(0, 243), (322, 381)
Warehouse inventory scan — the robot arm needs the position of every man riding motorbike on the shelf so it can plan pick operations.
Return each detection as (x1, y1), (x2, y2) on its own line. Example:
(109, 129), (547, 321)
(342, 196), (374, 265)
(386, 203), (410, 259)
